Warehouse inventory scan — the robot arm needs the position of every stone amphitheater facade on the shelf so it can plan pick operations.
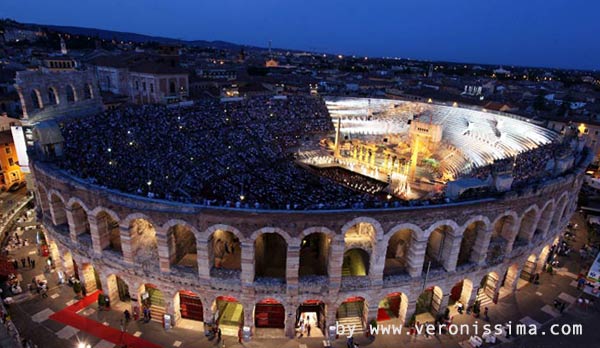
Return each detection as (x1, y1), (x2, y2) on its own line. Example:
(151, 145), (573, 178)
(33, 158), (585, 338)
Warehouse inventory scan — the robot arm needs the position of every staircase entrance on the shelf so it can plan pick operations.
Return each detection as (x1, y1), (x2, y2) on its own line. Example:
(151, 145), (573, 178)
(296, 300), (325, 337)
(216, 296), (243, 336)
(337, 297), (365, 334)
(143, 285), (166, 323)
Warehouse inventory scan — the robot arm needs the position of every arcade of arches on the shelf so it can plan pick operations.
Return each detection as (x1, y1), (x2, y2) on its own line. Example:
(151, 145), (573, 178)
(36, 178), (579, 338)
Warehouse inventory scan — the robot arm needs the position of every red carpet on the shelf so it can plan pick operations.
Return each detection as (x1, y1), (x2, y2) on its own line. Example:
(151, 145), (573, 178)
(49, 292), (161, 348)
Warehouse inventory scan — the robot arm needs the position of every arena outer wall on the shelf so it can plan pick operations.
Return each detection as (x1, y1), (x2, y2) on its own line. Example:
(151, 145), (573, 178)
(32, 156), (586, 338)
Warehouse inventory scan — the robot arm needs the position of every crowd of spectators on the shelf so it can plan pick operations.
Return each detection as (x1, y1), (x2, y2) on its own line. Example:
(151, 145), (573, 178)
(59, 96), (396, 210)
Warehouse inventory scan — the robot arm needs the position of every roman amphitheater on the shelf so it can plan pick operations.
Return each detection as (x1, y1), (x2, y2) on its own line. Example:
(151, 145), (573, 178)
(28, 95), (591, 339)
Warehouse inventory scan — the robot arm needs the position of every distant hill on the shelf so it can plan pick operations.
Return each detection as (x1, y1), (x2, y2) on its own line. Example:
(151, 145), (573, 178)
(26, 22), (280, 52)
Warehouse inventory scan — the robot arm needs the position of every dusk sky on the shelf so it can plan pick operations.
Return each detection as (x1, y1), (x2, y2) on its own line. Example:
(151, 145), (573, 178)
(3, 0), (599, 70)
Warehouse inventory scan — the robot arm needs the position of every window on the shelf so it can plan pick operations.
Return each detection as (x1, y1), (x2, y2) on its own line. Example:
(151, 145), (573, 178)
(143, 82), (146, 91)
(169, 81), (176, 94)
(30, 90), (42, 109)
(47, 87), (59, 105)
(150, 83), (154, 93)
(66, 85), (76, 102)
(135, 81), (140, 90)
(8, 158), (13, 166)
(5, 147), (10, 154)
(84, 84), (93, 99)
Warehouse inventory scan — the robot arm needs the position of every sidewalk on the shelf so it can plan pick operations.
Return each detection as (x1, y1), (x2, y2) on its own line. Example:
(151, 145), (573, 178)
(6, 212), (599, 348)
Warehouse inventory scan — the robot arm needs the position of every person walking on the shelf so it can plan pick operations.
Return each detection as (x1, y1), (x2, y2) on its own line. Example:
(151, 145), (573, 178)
(30, 259), (35, 269)
(484, 307), (490, 322)
(27, 257), (31, 268)
(20, 258), (26, 268)
(218, 327), (222, 341)
(307, 323), (311, 337)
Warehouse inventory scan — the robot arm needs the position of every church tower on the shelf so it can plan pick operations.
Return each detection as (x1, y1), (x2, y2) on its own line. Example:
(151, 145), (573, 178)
(60, 35), (68, 55)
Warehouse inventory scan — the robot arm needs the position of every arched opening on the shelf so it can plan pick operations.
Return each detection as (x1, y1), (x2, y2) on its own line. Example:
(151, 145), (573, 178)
(538, 245), (552, 271)
(415, 286), (443, 322)
(299, 232), (330, 278)
(377, 292), (408, 323)
(552, 195), (568, 227)
(178, 290), (203, 323)
(84, 84), (93, 99)
(208, 228), (241, 278)
(106, 274), (130, 304)
(30, 89), (43, 109)
(424, 225), (454, 271)
(61, 250), (75, 276)
(520, 254), (538, 285)
(296, 300), (325, 337)
(503, 264), (521, 292)
(537, 203), (554, 237)
(49, 193), (67, 227)
(254, 298), (285, 332)
(254, 233), (287, 280)
(214, 296), (244, 336)
(81, 263), (101, 294)
(487, 215), (516, 264)
(70, 202), (90, 243)
(450, 279), (473, 310)
(97, 211), (121, 253)
(140, 284), (164, 323)
(457, 221), (486, 267)
(66, 84), (76, 102)
(167, 224), (197, 272)
(337, 297), (366, 334)
(36, 186), (50, 216)
(516, 208), (537, 246)
(342, 248), (369, 276)
(169, 81), (176, 94)
(47, 87), (59, 105)
(383, 228), (413, 276)
(129, 219), (158, 268)
(476, 272), (498, 307)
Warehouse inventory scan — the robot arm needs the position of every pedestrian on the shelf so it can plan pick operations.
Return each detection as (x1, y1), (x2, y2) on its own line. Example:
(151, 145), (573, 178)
(484, 307), (489, 322)
(12, 260), (18, 270)
(30, 259), (35, 269)
(218, 327), (222, 341)
(347, 336), (354, 348)
(577, 277), (586, 290)
(307, 323), (311, 336)
(560, 302), (566, 313)
(20, 258), (26, 268)
(124, 309), (131, 322)
(27, 257), (31, 267)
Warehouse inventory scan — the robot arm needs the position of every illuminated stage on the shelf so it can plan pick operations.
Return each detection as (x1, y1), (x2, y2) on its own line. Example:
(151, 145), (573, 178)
(298, 97), (560, 200)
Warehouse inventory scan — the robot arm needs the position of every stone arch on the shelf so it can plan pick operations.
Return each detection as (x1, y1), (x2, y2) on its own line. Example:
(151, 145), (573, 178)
(537, 200), (554, 238)
(342, 248), (370, 276)
(106, 273), (131, 304)
(457, 217), (489, 267)
(415, 286), (444, 316)
(487, 212), (518, 263)
(67, 198), (90, 240)
(516, 205), (539, 245)
(423, 221), (458, 272)
(341, 217), (384, 242)
(450, 278), (473, 307)
(503, 263), (521, 290)
(176, 290), (204, 322)
(299, 229), (332, 278)
(30, 89), (43, 109)
(84, 83), (94, 99)
(36, 183), (50, 216)
(376, 292), (408, 323)
(383, 224), (421, 276)
(254, 229), (288, 280)
(212, 295), (244, 334)
(206, 225), (242, 274)
(165, 222), (198, 272)
(48, 190), (67, 227)
(254, 298), (286, 329)
(127, 217), (158, 268)
(477, 271), (499, 303)
(47, 86), (59, 105)
(552, 192), (569, 228)
(94, 209), (121, 253)
(66, 84), (77, 102)
(336, 296), (369, 332)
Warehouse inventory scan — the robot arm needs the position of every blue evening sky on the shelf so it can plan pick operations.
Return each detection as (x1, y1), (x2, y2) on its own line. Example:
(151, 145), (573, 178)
(2, 0), (599, 70)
